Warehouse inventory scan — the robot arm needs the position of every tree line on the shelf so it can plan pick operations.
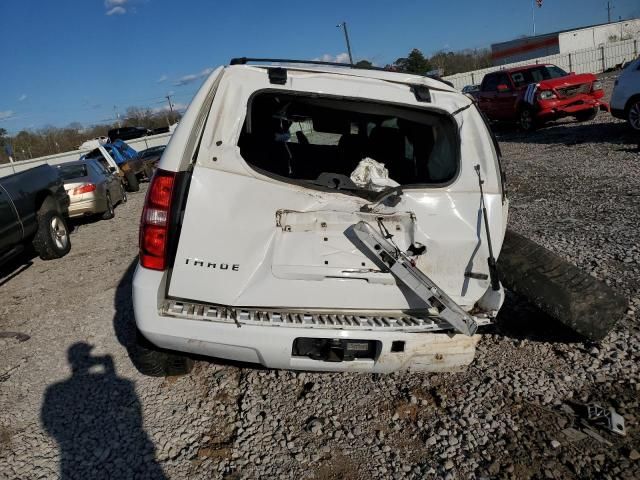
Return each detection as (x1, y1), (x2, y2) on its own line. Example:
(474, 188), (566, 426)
(355, 47), (492, 76)
(0, 107), (181, 164)
(1, 46), (491, 164)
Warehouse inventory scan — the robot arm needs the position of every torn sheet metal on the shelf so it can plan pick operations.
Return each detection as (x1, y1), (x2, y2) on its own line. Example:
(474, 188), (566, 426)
(587, 404), (626, 436)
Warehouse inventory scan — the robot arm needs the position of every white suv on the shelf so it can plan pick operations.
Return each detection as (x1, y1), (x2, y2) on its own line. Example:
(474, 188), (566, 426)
(611, 57), (640, 130)
(131, 58), (508, 376)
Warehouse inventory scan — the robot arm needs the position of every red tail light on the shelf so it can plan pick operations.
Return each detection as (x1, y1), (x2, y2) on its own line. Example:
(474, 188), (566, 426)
(71, 183), (96, 195)
(139, 169), (177, 270)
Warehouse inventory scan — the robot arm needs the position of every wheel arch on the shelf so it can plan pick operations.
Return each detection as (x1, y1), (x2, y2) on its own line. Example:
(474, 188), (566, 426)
(624, 94), (640, 115)
(34, 191), (56, 214)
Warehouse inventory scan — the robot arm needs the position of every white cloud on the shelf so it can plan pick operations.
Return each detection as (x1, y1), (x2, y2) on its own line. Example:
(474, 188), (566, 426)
(173, 68), (214, 86)
(0, 110), (15, 120)
(106, 6), (126, 15)
(18, 94), (27, 102)
(105, 0), (128, 7)
(313, 52), (350, 64)
(157, 74), (168, 83)
(105, 0), (128, 15)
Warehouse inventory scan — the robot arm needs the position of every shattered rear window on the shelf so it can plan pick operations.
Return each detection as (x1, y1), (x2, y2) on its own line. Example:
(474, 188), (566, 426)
(238, 91), (459, 190)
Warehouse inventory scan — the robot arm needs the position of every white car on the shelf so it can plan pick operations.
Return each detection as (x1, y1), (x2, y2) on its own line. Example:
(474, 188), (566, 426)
(131, 58), (509, 376)
(611, 57), (640, 130)
(79, 136), (109, 150)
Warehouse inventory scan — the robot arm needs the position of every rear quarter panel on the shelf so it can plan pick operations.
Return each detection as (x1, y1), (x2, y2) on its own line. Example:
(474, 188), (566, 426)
(0, 165), (64, 237)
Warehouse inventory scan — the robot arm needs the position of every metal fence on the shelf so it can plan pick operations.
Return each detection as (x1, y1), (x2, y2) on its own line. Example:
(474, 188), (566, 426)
(0, 132), (172, 178)
(443, 36), (640, 90)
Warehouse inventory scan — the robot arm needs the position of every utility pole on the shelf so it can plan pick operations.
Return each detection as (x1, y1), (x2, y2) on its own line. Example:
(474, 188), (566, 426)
(165, 94), (174, 114)
(531, 0), (536, 36)
(113, 106), (121, 127)
(336, 22), (354, 65)
(607, 2), (612, 23)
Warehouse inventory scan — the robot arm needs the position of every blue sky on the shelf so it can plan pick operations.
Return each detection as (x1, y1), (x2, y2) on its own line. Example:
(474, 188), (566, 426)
(1, 0), (638, 133)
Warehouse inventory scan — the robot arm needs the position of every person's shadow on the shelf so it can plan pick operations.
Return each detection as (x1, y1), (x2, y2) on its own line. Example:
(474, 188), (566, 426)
(41, 342), (166, 480)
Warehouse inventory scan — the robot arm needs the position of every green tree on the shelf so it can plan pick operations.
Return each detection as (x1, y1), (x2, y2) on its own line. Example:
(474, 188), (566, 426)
(393, 48), (432, 74)
(354, 59), (373, 69)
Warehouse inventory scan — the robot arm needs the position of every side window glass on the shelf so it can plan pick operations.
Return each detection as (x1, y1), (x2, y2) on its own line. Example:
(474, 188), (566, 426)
(483, 75), (498, 92)
(511, 72), (525, 87)
(497, 74), (511, 91)
(531, 69), (544, 83)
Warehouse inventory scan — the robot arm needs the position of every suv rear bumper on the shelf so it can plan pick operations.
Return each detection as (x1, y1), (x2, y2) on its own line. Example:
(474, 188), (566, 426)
(132, 265), (480, 373)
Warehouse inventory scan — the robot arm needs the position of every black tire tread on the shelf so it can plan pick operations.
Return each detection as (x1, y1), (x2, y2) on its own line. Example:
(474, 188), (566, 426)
(125, 172), (140, 192)
(32, 200), (71, 260)
(131, 330), (194, 377)
(101, 194), (115, 220)
(498, 229), (627, 341)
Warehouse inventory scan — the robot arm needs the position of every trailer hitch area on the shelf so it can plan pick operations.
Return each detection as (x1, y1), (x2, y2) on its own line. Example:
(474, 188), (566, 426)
(352, 221), (479, 336)
(292, 338), (380, 362)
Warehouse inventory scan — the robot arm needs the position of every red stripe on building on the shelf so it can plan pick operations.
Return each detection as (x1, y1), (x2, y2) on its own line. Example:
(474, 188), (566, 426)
(492, 36), (559, 61)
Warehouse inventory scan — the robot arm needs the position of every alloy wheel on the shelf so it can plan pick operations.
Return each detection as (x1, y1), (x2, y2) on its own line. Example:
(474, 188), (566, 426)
(50, 216), (69, 250)
(520, 110), (533, 131)
(629, 101), (640, 131)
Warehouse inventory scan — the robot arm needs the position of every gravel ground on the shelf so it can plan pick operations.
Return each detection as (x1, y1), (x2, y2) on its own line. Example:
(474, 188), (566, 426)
(1, 75), (639, 479)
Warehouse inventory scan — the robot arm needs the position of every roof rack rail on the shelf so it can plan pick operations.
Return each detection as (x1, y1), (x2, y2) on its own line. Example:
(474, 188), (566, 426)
(228, 57), (456, 89)
(229, 57), (391, 73)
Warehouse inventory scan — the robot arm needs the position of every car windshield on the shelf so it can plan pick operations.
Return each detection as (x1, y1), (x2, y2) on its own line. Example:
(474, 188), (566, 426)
(59, 164), (88, 180)
(511, 65), (568, 87)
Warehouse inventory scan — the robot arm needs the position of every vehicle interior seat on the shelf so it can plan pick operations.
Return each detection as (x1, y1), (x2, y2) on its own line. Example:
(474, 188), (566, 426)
(367, 126), (407, 182)
(337, 133), (367, 174)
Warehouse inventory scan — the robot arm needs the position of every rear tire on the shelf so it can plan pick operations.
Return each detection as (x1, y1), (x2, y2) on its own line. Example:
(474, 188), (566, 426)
(575, 108), (598, 122)
(124, 172), (139, 192)
(131, 329), (194, 377)
(32, 201), (71, 260)
(144, 165), (154, 181)
(102, 193), (115, 220)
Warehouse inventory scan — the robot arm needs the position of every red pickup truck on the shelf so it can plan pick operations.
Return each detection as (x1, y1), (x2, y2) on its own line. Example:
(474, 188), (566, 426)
(476, 64), (608, 131)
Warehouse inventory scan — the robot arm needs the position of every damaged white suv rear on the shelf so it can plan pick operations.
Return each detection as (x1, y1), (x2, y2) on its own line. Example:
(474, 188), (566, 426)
(132, 58), (508, 376)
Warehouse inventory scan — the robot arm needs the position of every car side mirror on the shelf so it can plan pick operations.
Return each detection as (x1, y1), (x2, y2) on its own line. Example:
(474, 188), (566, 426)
(497, 84), (511, 93)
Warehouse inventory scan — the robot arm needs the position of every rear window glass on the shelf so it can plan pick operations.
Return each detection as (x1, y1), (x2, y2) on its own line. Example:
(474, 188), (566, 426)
(59, 164), (88, 180)
(238, 91), (459, 190)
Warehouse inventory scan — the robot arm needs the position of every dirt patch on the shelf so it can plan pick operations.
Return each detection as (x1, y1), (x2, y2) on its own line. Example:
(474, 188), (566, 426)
(312, 454), (359, 480)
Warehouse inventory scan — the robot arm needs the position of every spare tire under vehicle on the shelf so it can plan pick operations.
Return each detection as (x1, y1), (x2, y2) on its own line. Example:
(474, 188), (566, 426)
(498, 229), (627, 341)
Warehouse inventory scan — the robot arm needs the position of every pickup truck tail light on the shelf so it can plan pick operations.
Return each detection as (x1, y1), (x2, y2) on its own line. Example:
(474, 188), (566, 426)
(538, 90), (557, 100)
(139, 169), (176, 270)
(71, 183), (96, 195)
